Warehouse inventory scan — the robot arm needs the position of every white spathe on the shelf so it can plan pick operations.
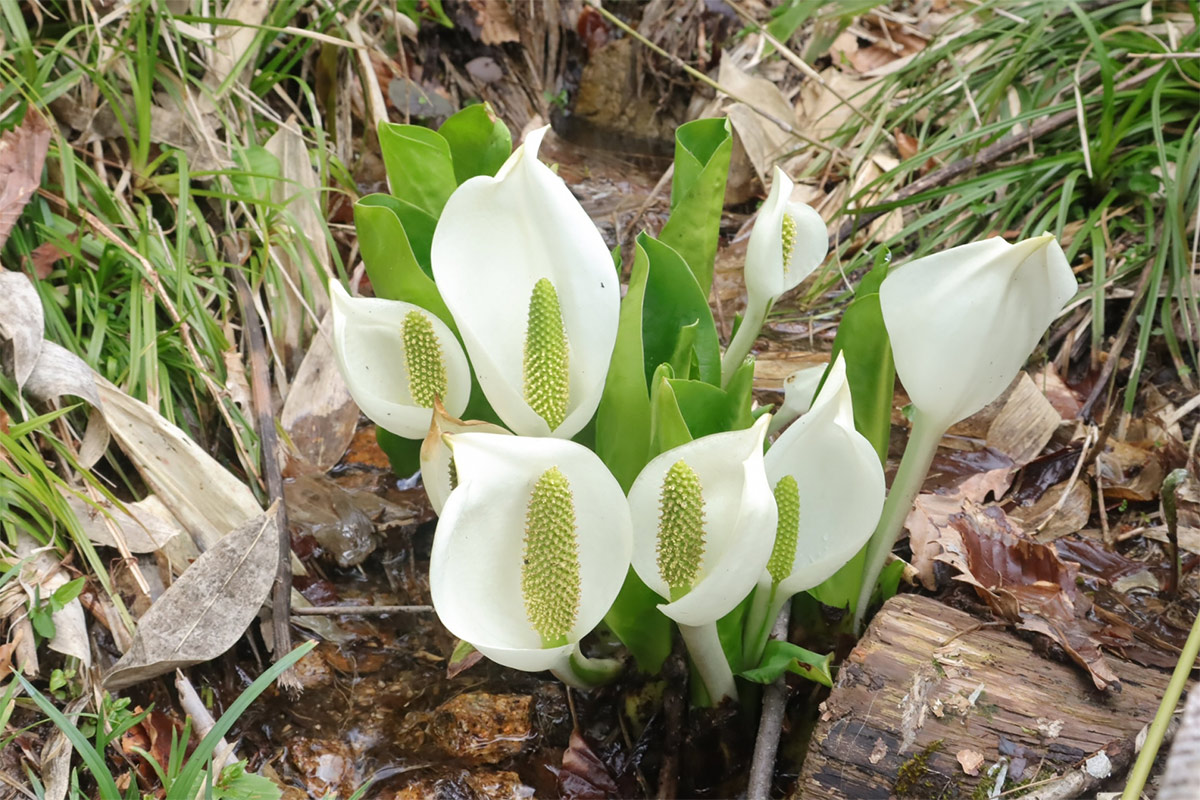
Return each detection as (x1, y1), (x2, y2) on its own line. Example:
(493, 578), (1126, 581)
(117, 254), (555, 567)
(430, 126), (619, 439)
(762, 354), (885, 596)
(767, 362), (827, 435)
(879, 234), (1076, 428)
(329, 282), (470, 438)
(419, 400), (512, 515)
(744, 165), (829, 304)
(429, 433), (632, 675)
(627, 415), (777, 627)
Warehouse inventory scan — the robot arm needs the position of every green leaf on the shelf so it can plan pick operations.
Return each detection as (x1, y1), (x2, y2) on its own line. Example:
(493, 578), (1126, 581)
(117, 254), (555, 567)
(666, 358), (755, 439)
(874, 559), (905, 605)
(30, 607), (56, 639)
(16, 675), (126, 800)
(828, 251), (894, 463)
(596, 239), (653, 492)
(51, 576), (86, 607)
(377, 122), (458, 219)
(397, 0), (452, 27)
(657, 118), (733, 296)
(438, 103), (512, 184)
(214, 762), (281, 800)
(229, 146), (280, 204)
(603, 569), (673, 674)
(639, 234), (720, 386)
(667, 321), (698, 380)
(353, 195), (454, 330)
(739, 640), (834, 687)
(649, 365), (693, 456)
(168, 642), (316, 800)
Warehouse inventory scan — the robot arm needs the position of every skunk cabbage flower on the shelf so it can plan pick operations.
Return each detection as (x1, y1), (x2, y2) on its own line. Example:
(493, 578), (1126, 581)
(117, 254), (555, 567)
(429, 433), (632, 686)
(746, 355), (884, 663)
(431, 126), (619, 439)
(419, 399), (511, 515)
(855, 234), (1076, 630)
(330, 282), (470, 438)
(766, 362), (826, 435)
(722, 167), (828, 385)
(880, 233), (1076, 430)
(627, 415), (776, 700)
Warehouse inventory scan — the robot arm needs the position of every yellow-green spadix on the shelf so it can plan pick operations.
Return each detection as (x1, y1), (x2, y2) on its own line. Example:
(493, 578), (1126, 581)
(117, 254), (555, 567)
(627, 415), (776, 700)
(722, 166), (829, 384)
(329, 282), (470, 438)
(429, 433), (632, 685)
(745, 354), (885, 663)
(430, 126), (619, 438)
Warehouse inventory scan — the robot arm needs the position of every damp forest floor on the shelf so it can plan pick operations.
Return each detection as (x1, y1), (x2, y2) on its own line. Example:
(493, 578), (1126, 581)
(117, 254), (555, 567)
(0, 1), (1198, 799)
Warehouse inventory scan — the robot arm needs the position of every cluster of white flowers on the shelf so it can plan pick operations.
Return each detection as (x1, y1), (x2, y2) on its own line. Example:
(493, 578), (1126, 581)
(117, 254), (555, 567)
(330, 126), (1076, 695)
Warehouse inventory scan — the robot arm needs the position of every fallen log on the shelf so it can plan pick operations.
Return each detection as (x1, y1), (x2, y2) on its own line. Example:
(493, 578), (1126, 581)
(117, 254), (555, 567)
(793, 594), (1176, 799)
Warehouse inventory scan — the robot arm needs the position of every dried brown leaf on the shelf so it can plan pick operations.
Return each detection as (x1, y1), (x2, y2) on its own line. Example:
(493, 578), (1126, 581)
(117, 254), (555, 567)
(280, 321), (357, 472)
(0, 111), (51, 250)
(558, 729), (621, 799)
(103, 507), (279, 690)
(943, 502), (1121, 690)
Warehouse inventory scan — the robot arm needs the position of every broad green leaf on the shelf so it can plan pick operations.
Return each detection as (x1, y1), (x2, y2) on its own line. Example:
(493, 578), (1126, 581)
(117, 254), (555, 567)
(739, 639), (833, 687)
(229, 146), (279, 204)
(357, 190), (438, 273)
(596, 239), (652, 492)
(438, 103), (512, 184)
(810, 251), (894, 616)
(377, 122), (457, 219)
(716, 594), (752, 674)
(604, 569), (673, 674)
(667, 321), (698, 380)
(353, 195), (455, 331)
(658, 118), (733, 296)
(666, 358), (755, 439)
(649, 365), (692, 456)
(640, 234), (720, 386)
(829, 251), (894, 462)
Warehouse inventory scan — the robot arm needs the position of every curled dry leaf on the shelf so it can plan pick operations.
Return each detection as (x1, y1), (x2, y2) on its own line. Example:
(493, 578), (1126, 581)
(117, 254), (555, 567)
(941, 502), (1121, 691)
(557, 729), (621, 800)
(0, 270), (44, 390)
(103, 507), (280, 690)
(0, 110), (51, 250)
(956, 748), (985, 777)
(907, 461), (1015, 590)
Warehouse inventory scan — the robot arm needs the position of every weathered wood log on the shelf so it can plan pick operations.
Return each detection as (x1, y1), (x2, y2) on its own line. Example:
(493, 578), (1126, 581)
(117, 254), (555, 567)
(793, 594), (1175, 799)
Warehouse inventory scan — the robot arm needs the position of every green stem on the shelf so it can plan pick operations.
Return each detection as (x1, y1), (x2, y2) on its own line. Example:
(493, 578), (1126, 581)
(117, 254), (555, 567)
(551, 646), (623, 689)
(853, 408), (944, 633)
(743, 583), (788, 670)
(721, 299), (769, 387)
(679, 621), (737, 702)
(1121, 603), (1200, 800)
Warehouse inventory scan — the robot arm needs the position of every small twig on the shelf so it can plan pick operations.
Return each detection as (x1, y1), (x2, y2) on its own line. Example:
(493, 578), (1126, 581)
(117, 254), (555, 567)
(582, 0), (841, 157)
(657, 635), (687, 800)
(830, 64), (1162, 249)
(1161, 468), (1190, 599)
(289, 604), (434, 616)
(234, 272), (293, 660)
(746, 604), (793, 800)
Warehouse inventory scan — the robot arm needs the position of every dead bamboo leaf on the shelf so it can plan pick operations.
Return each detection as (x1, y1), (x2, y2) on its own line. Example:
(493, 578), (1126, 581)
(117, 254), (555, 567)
(986, 372), (1062, 466)
(206, 0), (271, 90)
(96, 378), (261, 552)
(16, 534), (91, 669)
(41, 696), (87, 800)
(63, 493), (198, 570)
(718, 56), (796, 189)
(0, 270), (45, 391)
(0, 111), (51, 249)
(280, 318), (363, 471)
(103, 506), (280, 690)
(264, 121), (331, 368)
